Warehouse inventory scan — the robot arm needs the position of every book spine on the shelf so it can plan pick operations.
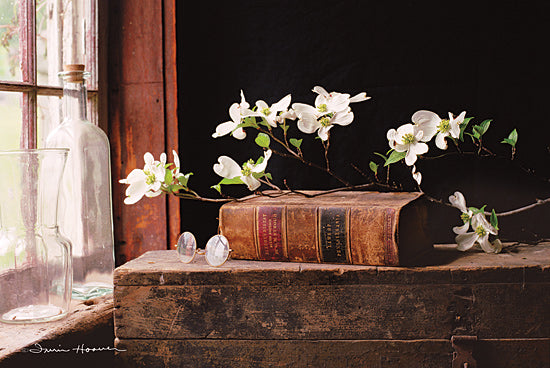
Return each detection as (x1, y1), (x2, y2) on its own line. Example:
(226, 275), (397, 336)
(318, 207), (350, 264)
(256, 206), (287, 261)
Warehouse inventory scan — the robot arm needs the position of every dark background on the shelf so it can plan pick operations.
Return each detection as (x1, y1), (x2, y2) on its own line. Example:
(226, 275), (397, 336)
(177, 0), (549, 246)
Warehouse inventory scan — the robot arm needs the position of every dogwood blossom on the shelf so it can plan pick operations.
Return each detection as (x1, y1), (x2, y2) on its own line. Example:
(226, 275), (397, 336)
(119, 152), (167, 204)
(455, 212), (498, 253)
(254, 94), (292, 127)
(412, 110), (466, 150)
(212, 90), (255, 140)
(292, 86), (369, 141)
(213, 150), (272, 191)
(449, 191), (473, 234)
(386, 123), (429, 166)
(312, 86), (370, 112)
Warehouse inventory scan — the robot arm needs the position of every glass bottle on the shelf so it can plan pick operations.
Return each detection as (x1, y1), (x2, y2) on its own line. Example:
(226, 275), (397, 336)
(45, 64), (114, 300)
(0, 149), (72, 323)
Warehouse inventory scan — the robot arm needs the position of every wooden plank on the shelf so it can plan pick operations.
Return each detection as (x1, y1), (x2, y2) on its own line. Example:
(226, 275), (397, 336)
(114, 282), (548, 341)
(163, 0), (180, 249)
(114, 338), (550, 368)
(108, 0), (170, 264)
(0, 295), (114, 362)
(113, 243), (550, 287)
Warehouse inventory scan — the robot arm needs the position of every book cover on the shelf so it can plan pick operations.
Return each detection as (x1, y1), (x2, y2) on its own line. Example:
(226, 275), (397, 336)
(218, 191), (432, 266)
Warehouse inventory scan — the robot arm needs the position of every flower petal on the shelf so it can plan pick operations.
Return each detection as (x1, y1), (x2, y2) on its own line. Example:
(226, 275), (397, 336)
(242, 175), (261, 191)
(312, 86), (329, 98)
(453, 222), (470, 235)
(239, 90), (250, 110)
(412, 110), (440, 142)
(144, 152), (154, 166)
(297, 113), (321, 134)
(232, 127), (247, 140)
(292, 103), (317, 117)
(212, 121), (237, 138)
(252, 150), (272, 173)
(478, 234), (497, 253)
(449, 191), (468, 213)
(410, 142), (429, 156)
(349, 92), (371, 103)
(317, 125), (333, 141)
(404, 149), (418, 166)
(412, 165), (422, 185)
(271, 94), (291, 113)
(435, 132), (448, 150)
(332, 111), (354, 126)
(455, 232), (478, 251)
(213, 156), (242, 179)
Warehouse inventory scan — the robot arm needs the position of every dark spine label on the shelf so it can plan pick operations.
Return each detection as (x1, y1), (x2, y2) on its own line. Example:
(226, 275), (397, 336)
(257, 206), (286, 261)
(319, 207), (348, 263)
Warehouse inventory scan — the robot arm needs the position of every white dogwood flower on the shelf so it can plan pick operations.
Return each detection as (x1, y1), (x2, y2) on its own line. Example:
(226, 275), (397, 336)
(455, 212), (498, 252)
(312, 86), (370, 113)
(291, 86), (368, 141)
(212, 90), (255, 140)
(213, 150), (272, 191)
(254, 94), (292, 127)
(449, 191), (473, 234)
(119, 152), (167, 204)
(387, 123), (429, 166)
(412, 110), (466, 149)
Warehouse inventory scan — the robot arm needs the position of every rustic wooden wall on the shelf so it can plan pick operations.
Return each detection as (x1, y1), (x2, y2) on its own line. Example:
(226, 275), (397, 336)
(108, 0), (179, 265)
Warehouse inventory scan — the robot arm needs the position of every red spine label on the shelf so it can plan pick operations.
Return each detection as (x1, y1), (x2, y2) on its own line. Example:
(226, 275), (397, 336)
(257, 206), (286, 261)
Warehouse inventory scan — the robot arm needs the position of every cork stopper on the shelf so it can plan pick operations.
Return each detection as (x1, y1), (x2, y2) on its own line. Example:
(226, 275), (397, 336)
(62, 64), (86, 82)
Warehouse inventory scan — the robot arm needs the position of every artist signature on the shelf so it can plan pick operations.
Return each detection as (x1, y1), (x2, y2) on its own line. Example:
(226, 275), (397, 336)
(22, 343), (127, 354)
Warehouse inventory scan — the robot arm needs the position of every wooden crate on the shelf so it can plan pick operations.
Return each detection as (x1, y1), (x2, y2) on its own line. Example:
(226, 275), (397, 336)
(113, 244), (549, 367)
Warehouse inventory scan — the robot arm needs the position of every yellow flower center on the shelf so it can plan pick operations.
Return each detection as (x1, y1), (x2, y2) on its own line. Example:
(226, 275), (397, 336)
(241, 160), (254, 176)
(402, 133), (416, 145)
(319, 117), (331, 127)
(437, 119), (450, 133)
(144, 170), (156, 185)
(475, 225), (486, 237)
(261, 107), (271, 116)
(317, 104), (328, 113)
(460, 213), (470, 223)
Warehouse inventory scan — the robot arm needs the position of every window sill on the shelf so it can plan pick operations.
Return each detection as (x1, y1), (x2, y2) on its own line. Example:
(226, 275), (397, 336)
(0, 295), (114, 366)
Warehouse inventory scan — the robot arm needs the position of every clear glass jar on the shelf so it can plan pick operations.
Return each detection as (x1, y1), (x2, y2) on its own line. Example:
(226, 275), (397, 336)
(0, 149), (72, 323)
(45, 65), (114, 300)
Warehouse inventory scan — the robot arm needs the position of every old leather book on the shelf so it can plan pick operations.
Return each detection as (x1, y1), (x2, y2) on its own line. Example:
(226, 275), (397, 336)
(218, 191), (432, 266)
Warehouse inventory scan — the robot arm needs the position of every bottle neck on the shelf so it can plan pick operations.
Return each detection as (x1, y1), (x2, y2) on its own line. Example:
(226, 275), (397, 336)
(63, 81), (88, 122)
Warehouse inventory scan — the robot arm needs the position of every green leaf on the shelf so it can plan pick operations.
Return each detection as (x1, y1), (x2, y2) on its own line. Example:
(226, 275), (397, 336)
(258, 118), (271, 128)
(164, 169), (173, 185)
(469, 205), (487, 215)
(281, 124), (289, 133)
(501, 128), (518, 147)
(479, 119), (492, 134)
(490, 209), (499, 230)
(264, 172), (272, 180)
(219, 177), (244, 185)
(255, 132), (271, 148)
(289, 138), (303, 149)
(178, 172), (193, 187)
(384, 150), (406, 166)
(369, 161), (378, 174)
(374, 152), (388, 161)
(459, 117), (474, 141)
(211, 184), (222, 194)
(236, 116), (258, 129)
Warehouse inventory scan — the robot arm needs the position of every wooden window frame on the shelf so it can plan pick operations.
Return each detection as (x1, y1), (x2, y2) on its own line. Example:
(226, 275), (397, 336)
(0, 0), (101, 148)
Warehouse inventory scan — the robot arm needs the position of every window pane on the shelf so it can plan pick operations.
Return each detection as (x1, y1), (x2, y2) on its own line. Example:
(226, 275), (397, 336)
(0, 0), (22, 81)
(0, 91), (22, 149)
(37, 0), (97, 87)
(37, 94), (61, 147)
